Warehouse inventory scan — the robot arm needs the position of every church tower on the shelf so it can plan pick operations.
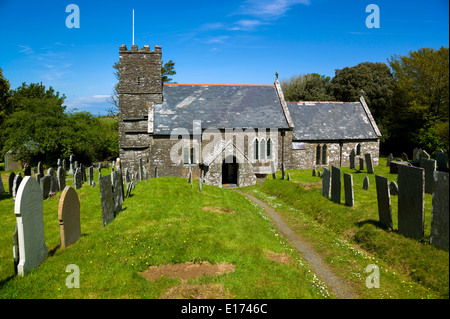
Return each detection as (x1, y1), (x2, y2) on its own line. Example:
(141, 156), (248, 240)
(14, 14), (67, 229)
(118, 44), (163, 173)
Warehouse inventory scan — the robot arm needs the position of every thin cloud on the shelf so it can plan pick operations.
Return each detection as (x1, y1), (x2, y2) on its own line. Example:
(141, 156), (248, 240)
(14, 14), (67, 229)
(18, 45), (34, 55)
(236, 0), (310, 20)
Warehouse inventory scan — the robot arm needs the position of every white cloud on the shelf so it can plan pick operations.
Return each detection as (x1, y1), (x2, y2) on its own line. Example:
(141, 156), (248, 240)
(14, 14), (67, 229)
(18, 45), (34, 54)
(237, 0), (310, 20)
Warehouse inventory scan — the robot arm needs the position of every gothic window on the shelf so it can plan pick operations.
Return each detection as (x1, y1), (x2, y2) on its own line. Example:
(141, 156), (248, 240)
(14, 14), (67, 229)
(316, 145), (321, 165)
(356, 143), (361, 156)
(267, 139), (272, 159)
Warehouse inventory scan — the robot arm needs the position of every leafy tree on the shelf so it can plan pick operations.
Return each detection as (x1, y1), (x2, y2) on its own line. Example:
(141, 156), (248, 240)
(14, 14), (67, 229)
(281, 73), (334, 101)
(161, 60), (176, 83)
(0, 67), (12, 155)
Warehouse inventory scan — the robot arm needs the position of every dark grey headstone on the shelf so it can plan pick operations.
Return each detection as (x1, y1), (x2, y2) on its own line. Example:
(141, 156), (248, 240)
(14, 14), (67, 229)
(37, 162), (44, 176)
(57, 167), (66, 192)
(349, 149), (356, 170)
(430, 171), (449, 250)
(139, 157), (143, 181)
(375, 175), (393, 229)
(389, 181), (398, 196)
(281, 163), (285, 180)
(321, 168), (331, 198)
(0, 173), (5, 195)
(401, 152), (409, 161)
(386, 153), (393, 167)
(420, 158), (436, 194)
(8, 172), (16, 195)
(35, 173), (42, 185)
(343, 173), (354, 207)
(12, 173), (23, 199)
(412, 148), (420, 161)
(363, 176), (369, 190)
(40, 175), (52, 200)
(287, 173), (290, 181)
(359, 157), (364, 171)
(397, 165), (424, 239)
(111, 170), (123, 215)
(154, 166), (158, 178)
(331, 166), (341, 204)
(89, 166), (94, 186)
(23, 163), (31, 176)
(436, 151), (448, 172)
(99, 174), (114, 227)
(73, 168), (83, 190)
(365, 153), (374, 174)
(126, 182), (132, 198)
(312, 168), (316, 177)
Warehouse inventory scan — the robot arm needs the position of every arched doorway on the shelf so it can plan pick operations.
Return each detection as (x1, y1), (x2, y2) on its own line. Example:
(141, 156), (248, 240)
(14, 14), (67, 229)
(222, 156), (238, 186)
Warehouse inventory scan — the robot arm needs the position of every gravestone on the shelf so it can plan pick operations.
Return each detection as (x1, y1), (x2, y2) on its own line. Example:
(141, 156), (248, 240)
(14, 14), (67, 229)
(375, 175), (393, 229)
(359, 158), (364, 171)
(419, 149), (430, 160)
(401, 152), (409, 161)
(81, 164), (87, 183)
(139, 157), (143, 181)
(14, 177), (48, 276)
(126, 182), (132, 198)
(365, 153), (374, 174)
(0, 173), (4, 195)
(8, 172), (15, 195)
(48, 169), (58, 195)
(199, 172), (203, 192)
(420, 158), (436, 194)
(321, 168), (331, 198)
(155, 166), (158, 178)
(99, 174), (114, 227)
(386, 153), (393, 167)
(436, 151), (448, 172)
(349, 149), (356, 170)
(89, 166), (94, 186)
(312, 168), (316, 177)
(331, 166), (341, 204)
(74, 161), (78, 171)
(287, 173), (290, 181)
(58, 186), (81, 249)
(57, 167), (66, 192)
(397, 165), (425, 239)
(12, 173), (23, 200)
(35, 173), (42, 185)
(281, 163), (285, 180)
(145, 168), (149, 182)
(270, 161), (276, 179)
(13, 224), (19, 274)
(73, 168), (83, 190)
(412, 148), (420, 161)
(68, 155), (74, 175)
(37, 162), (44, 176)
(389, 181), (398, 196)
(363, 176), (369, 190)
(23, 163), (31, 176)
(318, 171), (322, 178)
(134, 172), (139, 185)
(111, 170), (123, 215)
(343, 173), (354, 207)
(430, 171), (449, 250)
(57, 158), (61, 168)
(40, 175), (52, 199)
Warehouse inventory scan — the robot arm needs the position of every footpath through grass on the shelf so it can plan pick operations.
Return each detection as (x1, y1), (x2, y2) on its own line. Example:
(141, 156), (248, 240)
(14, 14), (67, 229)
(244, 157), (449, 299)
(0, 171), (329, 299)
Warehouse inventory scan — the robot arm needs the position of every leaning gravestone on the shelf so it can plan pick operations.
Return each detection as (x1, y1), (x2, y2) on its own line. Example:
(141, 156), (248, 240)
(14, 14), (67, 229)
(436, 151), (448, 172)
(401, 152), (409, 161)
(99, 174), (115, 227)
(126, 182), (132, 198)
(14, 177), (48, 276)
(397, 165), (425, 239)
(0, 173), (4, 195)
(430, 171), (449, 250)
(343, 173), (354, 207)
(331, 166), (341, 204)
(111, 170), (123, 215)
(375, 175), (393, 229)
(363, 176), (369, 190)
(12, 173), (23, 200)
(8, 172), (16, 195)
(420, 158), (436, 194)
(40, 174), (52, 200)
(58, 186), (81, 249)
(365, 153), (374, 174)
(57, 167), (66, 192)
(389, 181), (398, 196)
(321, 168), (331, 198)
(349, 149), (356, 170)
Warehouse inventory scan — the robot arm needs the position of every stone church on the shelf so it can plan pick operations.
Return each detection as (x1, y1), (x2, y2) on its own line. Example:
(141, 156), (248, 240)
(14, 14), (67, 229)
(118, 44), (381, 187)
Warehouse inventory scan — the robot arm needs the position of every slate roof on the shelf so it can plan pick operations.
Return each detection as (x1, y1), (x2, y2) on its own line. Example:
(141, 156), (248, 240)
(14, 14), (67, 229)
(287, 101), (379, 141)
(153, 84), (290, 135)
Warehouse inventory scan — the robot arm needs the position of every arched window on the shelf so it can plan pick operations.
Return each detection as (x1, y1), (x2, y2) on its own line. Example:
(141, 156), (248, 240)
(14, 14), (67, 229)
(254, 139), (259, 160)
(322, 145), (327, 165)
(260, 138), (266, 160)
(316, 145), (321, 165)
(267, 139), (272, 159)
(356, 143), (361, 156)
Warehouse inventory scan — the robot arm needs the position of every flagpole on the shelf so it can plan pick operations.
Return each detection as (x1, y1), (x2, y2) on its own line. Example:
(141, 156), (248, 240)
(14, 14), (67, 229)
(132, 9), (135, 45)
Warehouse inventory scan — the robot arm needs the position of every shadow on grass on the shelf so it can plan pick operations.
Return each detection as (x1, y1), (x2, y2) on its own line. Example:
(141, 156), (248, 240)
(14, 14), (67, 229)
(355, 219), (392, 231)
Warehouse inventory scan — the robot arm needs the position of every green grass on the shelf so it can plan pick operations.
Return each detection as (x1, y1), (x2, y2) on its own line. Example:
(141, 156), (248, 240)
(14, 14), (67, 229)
(243, 157), (449, 299)
(0, 171), (328, 299)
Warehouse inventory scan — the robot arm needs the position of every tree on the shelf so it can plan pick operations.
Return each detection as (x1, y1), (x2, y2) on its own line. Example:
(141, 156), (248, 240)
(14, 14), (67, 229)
(0, 67), (12, 156)
(386, 47), (449, 154)
(107, 60), (176, 116)
(281, 73), (334, 101)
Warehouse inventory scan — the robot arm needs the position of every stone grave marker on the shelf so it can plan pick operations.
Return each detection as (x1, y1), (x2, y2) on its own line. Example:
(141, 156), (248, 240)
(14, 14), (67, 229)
(37, 162), (44, 176)
(12, 173), (23, 200)
(58, 186), (81, 249)
(23, 163), (31, 176)
(68, 155), (74, 175)
(397, 165), (424, 239)
(359, 158), (364, 171)
(8, 172), (15, 195)
(363, 176), (369, 190)
(389, 181), (398, 196)
(321, 168), (331, 198)
(111, 170), (123, 215)
(412, 148), (420, 161)
(343, 173), (354, 207)
(331, 166), (341, 204)
(126, 182), (132, 198)
(419, 149), (430, 160)
(386, 153), (393, 167)
(134, 171), (138, 185)
(349, 150), (356, 169)
(436, 151), (448, 172)
(375, 175), (393, 229)
(99, 174), (115, 227)
(420, 158), (436, 194)
(35, 173), (42, 185)
(40, 174), (52, 199)
(89, 166), (94, 186)
(365, 153), (374, 174)
(401, 152), (409, 161)
(14, 177), (48, 276)
(281, 163), (285, 180)
(430, 171), (449, 250)
(155, 166), (158, 178)
(73, 168), (83, 190)
(139, 157), (143, 181)
(312, 168), (316, 176)
(57, 167), (66, 192)
(0, 173), (4, 195)
(13, 224), (19, 274)
(287, 173), (290, 181)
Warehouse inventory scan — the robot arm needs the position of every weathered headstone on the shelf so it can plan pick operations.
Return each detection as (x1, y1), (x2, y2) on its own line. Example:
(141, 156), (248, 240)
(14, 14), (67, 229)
(386, 153), (393, 167)
(363, 176), (369, 190)
(349, 149), (356, 169)
(144, 167), (149, 182)
(401, 152), (409, 161)
(331, 166), (341, 204)
(389, 181), (398, 196)
(420, 158), (436, 194)
(312, 168), (316, 177)
(412, 148), (420, 161)
(35, 173), (42, 185)
(62, 158), (66, 172)
(40, 175), (52, 199)
(0, 173), (4, 195)
(81, 164), (87, 183)
(359, 157), (364, 171)
(58, 186), (81, 249)
(287, 173), (290, 181)
(99, 174), (114, 227)
(397, 165), (425, 239)
(14, 177), (48, 276)
(154, 166), (158, 178)
(281, 163), (285, 180)
(430, 171), (449, 250)
(88, 166), (94, 186)
(343, 173), (354, 207)
(37, 162), (44, 176)
(73, 168), (83, 190)
(68, 155), (74, 175)
(375, 175), (393, 229)
(126, 182), (132, 198)
(23, 163), (31, 176)
(111, 170), (123, 215)
(321, 168), (331, 198)
(8, 172), (15, 195)
(139, 157), (143, 181)
(436, 151), (448, 172)
(12, 173), (23, 199)
(270, 161), (276, 179)
(134, 171), (139, 185)
(57, 167), (66, 192)
(365, 153), (374, 174)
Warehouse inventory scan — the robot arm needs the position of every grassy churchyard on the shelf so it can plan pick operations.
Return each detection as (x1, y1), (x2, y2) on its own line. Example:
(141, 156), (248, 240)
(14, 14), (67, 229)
(0, 157), (448, 299)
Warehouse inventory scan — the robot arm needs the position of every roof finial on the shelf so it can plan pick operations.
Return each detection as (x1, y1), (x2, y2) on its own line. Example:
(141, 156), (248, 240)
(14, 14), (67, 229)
(275, 71), (279, 80)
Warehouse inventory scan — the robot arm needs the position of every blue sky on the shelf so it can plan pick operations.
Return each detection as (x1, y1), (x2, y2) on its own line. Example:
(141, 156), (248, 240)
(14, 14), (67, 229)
(0, 0), (448, 115)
